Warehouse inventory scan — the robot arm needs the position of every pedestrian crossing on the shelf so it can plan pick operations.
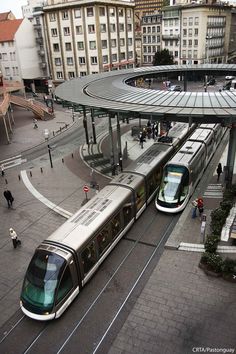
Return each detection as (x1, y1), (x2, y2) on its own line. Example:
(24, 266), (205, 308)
(203, 184), (223, 199)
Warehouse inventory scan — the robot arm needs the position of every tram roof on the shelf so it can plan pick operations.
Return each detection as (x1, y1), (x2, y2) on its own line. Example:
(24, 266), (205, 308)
(55, 64), (236, 125)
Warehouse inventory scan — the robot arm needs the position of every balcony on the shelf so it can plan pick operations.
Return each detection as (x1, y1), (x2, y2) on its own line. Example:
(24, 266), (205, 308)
(38, 49), (45, 56)
(207, 22), (226, 28)
(36, 37), (43, 45)
(40, 62), (47, 69)
(33, 23), (41, 29)
(162, 34), (179, 40)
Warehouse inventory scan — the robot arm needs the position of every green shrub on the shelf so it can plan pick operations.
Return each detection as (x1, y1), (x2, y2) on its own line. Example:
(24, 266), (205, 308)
(200, 252), (223, 273)
(210, 208), (227, 235)
(221, 258), (236, 275)
(204, 234), (220, 253)
(223, 188), (235, 202)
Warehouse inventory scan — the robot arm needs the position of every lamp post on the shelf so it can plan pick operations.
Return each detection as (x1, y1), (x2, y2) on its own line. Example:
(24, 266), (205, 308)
(44, 129), (53, 168)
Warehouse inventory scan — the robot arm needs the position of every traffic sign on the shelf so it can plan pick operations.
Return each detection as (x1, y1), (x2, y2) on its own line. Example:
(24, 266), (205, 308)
(83, 185), (89, 193)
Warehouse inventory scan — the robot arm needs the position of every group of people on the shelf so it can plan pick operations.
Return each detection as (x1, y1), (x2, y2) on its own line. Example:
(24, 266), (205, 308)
(192, 197), (204, 219)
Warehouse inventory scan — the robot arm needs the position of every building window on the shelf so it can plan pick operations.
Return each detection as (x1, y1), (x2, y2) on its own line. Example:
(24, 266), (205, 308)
(5, 67), (10, 76)
(76, 26), (83, 35)
(67, 57), (73, 65)
(128, 51), (133, 58)
(183, 40), (186, 47)
(77, 42), (84, 50)
(188, 40), (192, 47)
(80, 71), (87, 77)
(157, 26), (160, 33)
(120, 52), (125, 60)
(91, 56), (98, 64)
(55, 58), (61, 66)
(62, 11), (68, 20)
(111, 39), (116, 47)
(152, 36), (156, 43)
(79, 57), (86, 64)
(194, 28), (198, 36)
(87, 7), (94, 17)
(175, 51), (178, 57)
(128, 38), (132, 46)
(194, 17), (199, 25)
(118, 8), (124, 17)
(51, 28), (58, 36)
(188, 29), (192, 37)
(56, 71), (63, 79)
(119, 23), (124, 32)
(103, 55), (108, 63)
(12, 67), (18, 75)
(68, 72), (75, 79)
(127, 9), (131, 18)
(102, 40), (107, 49)
(194, 39), (198, 47)
(63, 27), (70, 36)
(183, 29), (187, 37)
(110, 24), (116, 32)
(88, 25), (95, 33)
(189, 17), (193, 26)
(120, 38), (125, 46)
(143, 27), (146, 34)
(53, 43), (60, 52)
(100, 24), (106, 32)
(49, 13), (56, 21)
(109, 8), (115, 16)
(89, 41), (96, 50)
(112, 53), (117, 62)
(127, 24), (132, 31)
(74, 8), (81, 18)
(99, 7), (105, 16)
(147, 27), (151, 33)
(65, 42), (72, 51)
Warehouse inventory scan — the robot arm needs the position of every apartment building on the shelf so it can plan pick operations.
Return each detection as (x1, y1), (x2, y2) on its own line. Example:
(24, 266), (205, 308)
(0, 13), (41, 83)
(162, 3), (232, 65)
(43, 0), (135, 83)
(22, 0), (50, 79)
(141, 13), (162, 65)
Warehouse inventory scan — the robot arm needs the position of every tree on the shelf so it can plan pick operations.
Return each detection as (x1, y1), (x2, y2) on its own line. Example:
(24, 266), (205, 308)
(153, 49), (174, 66)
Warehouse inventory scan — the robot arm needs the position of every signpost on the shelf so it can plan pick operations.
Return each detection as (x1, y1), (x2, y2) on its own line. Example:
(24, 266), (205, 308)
(83, 185), (89, 200)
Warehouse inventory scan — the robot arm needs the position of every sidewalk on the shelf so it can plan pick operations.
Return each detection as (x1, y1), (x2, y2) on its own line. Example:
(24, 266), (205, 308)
(0, 107), (235, 353)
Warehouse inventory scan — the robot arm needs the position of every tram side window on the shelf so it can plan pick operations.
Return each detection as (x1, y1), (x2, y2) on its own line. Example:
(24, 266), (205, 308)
(56, 266), (73, 304)
(81, 241), (97, 276)
(147, 168), (161, 198)
(123, 198), (133, 226)
(136, 183), (146, 211)
(97, 224), (111, 256)
(111, 212), (122, 239)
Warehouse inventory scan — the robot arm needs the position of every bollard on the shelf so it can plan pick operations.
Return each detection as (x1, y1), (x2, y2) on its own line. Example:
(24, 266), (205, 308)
(72, 153), (74, 158)
(53, 131), (55, 136)
(30, 171), (32, 177)
(18, 175), (21, 181)
(40, 167), (43, 173)
(5, 179), (8, 184)
(62, 158), (64, 163)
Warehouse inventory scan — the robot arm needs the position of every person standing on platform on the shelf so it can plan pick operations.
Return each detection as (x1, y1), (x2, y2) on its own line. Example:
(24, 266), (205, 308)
(216, 163), (223, 182)
(197, 197), (204, 220)
(0, 165), (4, 176)
(191, 199), (198, 218)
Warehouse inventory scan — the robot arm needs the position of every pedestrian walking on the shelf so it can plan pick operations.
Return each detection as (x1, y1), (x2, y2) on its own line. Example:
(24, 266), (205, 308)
(191, 199), (198, 218)
(139, 132), (144, 149)
(197, 197), (204, 220)
(3, 190), (14, 208)
(0, 165), (4, 176)
(216, 163), (223, 182)
(9, 228), (21, 249)
(33, 118), (38, 129)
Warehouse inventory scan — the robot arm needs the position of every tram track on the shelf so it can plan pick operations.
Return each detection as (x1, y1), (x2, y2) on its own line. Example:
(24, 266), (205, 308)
(0, 205), (178, 354)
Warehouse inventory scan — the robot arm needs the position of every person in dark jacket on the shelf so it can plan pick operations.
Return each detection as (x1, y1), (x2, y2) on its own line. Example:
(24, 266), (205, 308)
(216, 163), (223, 181)
(3, 190), (14, 208)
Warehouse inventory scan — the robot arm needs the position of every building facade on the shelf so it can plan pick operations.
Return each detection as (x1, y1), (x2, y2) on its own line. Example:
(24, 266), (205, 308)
(43, 0), (135, 83)
(162, 3), (232, 65)
(141, 13), (162, 65)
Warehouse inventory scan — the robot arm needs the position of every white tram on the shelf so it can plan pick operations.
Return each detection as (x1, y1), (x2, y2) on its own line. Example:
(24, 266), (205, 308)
(155, 124), (225, 213)
(20, 122), (196, 320)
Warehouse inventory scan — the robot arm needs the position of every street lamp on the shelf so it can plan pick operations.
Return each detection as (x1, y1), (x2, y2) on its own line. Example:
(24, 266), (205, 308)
(44, 129), (53, 168)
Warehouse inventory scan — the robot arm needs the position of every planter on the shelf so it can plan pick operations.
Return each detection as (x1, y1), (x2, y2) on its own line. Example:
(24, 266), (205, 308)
(199, 262), (222, 278)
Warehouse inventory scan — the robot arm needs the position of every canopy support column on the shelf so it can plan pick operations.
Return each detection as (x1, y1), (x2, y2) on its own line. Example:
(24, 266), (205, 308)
(90, 109), (97, 144)
(117, 113), (123, 172)
(83, 106), (89, 145)
(109, 114), (115, 175)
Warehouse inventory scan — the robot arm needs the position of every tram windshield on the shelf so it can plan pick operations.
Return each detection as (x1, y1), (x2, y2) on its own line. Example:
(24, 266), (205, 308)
(157, 165), (189, 208)
(21, 250), (66, 314)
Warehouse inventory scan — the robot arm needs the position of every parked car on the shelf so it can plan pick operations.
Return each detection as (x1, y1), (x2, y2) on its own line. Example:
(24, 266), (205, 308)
(168, 85), (182, 92)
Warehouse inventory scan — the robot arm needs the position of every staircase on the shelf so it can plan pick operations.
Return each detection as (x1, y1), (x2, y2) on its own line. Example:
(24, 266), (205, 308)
(10, 95), (54, 120)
